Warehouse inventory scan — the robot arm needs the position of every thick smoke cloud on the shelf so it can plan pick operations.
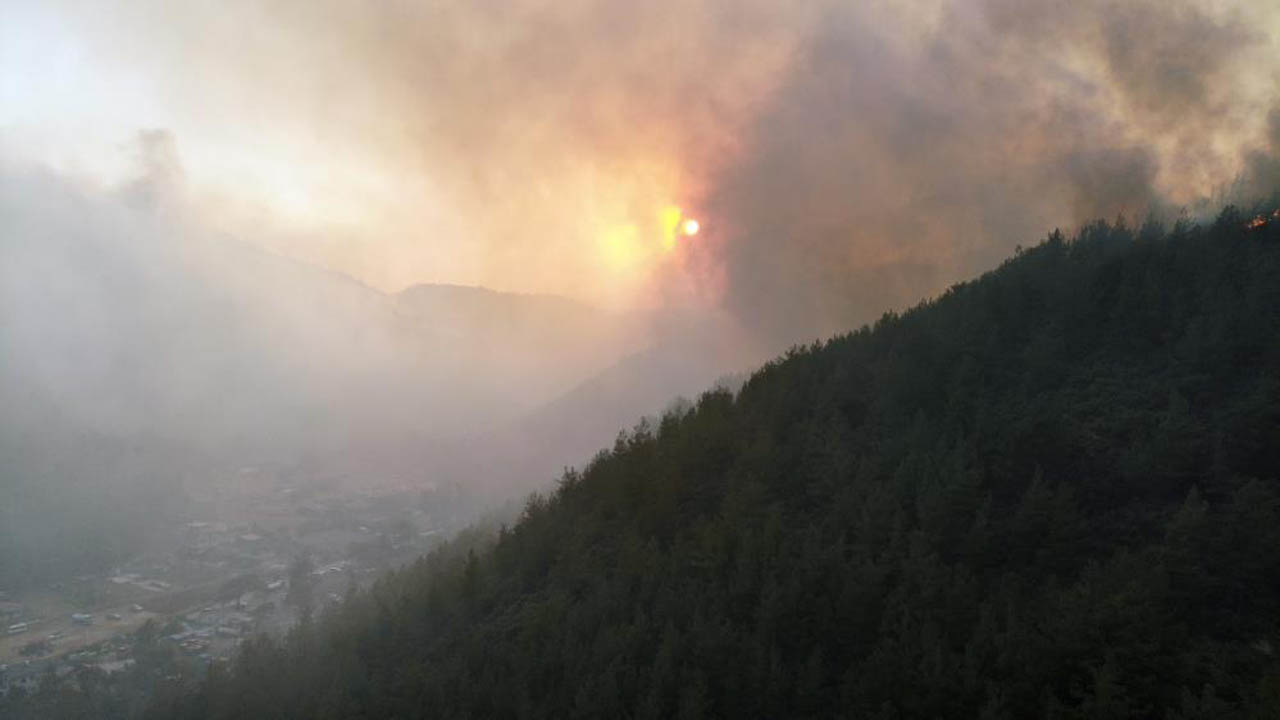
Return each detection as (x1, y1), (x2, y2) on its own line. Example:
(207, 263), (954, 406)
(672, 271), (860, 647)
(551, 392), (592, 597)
(696, 0), (1279, 343)
(25, 0), (1276, 338)
(42, 0), (805, 304)
(10, 0), (1280, 357)
(1244, 109), (1280, 197)
(258, 0), (1279, 344)
(0, 141), (643, 468)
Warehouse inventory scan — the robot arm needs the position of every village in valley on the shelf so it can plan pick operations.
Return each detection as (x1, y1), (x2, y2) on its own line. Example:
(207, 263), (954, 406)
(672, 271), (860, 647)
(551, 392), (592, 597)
(0, 467), (483, 697)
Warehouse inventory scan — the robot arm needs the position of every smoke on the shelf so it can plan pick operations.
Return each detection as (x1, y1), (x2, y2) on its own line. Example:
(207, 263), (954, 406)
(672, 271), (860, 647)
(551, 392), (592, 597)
(238, 0), (1276, 345)
(7, 0), (1280, 405)
(121, 128), (184, 211)
(14, 0), (809, 306)
(19, 0), (1277, 338)
(692, 0), (1279, 343)
(1243, 109), (1280, 199)
(0, 138), (644, 467)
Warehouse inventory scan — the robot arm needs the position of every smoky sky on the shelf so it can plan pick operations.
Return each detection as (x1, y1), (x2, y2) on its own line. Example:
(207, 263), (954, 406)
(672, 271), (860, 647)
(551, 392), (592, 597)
(7, 0), (1279, 345)
(693, 0), (1279, 343)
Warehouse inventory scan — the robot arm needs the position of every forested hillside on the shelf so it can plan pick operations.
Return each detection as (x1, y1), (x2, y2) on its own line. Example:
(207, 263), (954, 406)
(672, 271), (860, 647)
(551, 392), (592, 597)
(149, 206), (1280, 718)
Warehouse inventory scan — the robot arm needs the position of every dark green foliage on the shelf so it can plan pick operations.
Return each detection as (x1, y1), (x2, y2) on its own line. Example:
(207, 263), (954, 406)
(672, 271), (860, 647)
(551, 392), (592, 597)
(152, 207), (1280, 718)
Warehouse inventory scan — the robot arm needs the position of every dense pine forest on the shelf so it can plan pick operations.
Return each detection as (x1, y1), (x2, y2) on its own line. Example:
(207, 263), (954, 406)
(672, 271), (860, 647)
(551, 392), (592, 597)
(17, 204), (1280, 718)
(157, 207), (1280, 718)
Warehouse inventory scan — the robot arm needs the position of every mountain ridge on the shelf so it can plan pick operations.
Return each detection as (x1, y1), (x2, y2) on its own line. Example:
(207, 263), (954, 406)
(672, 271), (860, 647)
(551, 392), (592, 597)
(128, 203), (1280, 719)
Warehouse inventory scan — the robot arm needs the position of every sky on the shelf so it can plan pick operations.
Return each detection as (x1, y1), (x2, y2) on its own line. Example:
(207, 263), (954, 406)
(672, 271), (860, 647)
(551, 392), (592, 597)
(3, 0), (1279, 327)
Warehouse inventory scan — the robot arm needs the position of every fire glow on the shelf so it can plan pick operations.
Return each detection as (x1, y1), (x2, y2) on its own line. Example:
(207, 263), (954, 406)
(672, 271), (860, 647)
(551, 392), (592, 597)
(1246, 209), (1280, 230)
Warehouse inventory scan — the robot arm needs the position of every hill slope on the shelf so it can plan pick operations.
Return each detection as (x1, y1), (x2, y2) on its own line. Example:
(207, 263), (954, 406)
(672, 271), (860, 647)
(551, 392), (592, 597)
(138, 207), (1280, 717)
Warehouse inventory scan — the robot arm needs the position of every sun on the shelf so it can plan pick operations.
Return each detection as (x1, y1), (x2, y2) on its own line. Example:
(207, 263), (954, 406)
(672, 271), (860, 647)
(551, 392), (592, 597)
(658, 206), (702, 251)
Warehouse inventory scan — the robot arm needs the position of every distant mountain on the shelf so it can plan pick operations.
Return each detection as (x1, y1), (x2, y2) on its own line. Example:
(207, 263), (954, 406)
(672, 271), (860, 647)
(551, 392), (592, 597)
(429, 310), (763, 494)
(395, 282), (600, 329)
(0, 163), (667, 458)
(393, 282), (647, 426)
(0, 165), (650, 589)
(146, 204), (1280, 719)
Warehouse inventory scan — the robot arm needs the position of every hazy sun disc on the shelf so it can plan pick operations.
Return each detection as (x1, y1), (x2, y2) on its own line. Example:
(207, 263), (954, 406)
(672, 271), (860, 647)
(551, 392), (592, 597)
(682, 218), (700, 236)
